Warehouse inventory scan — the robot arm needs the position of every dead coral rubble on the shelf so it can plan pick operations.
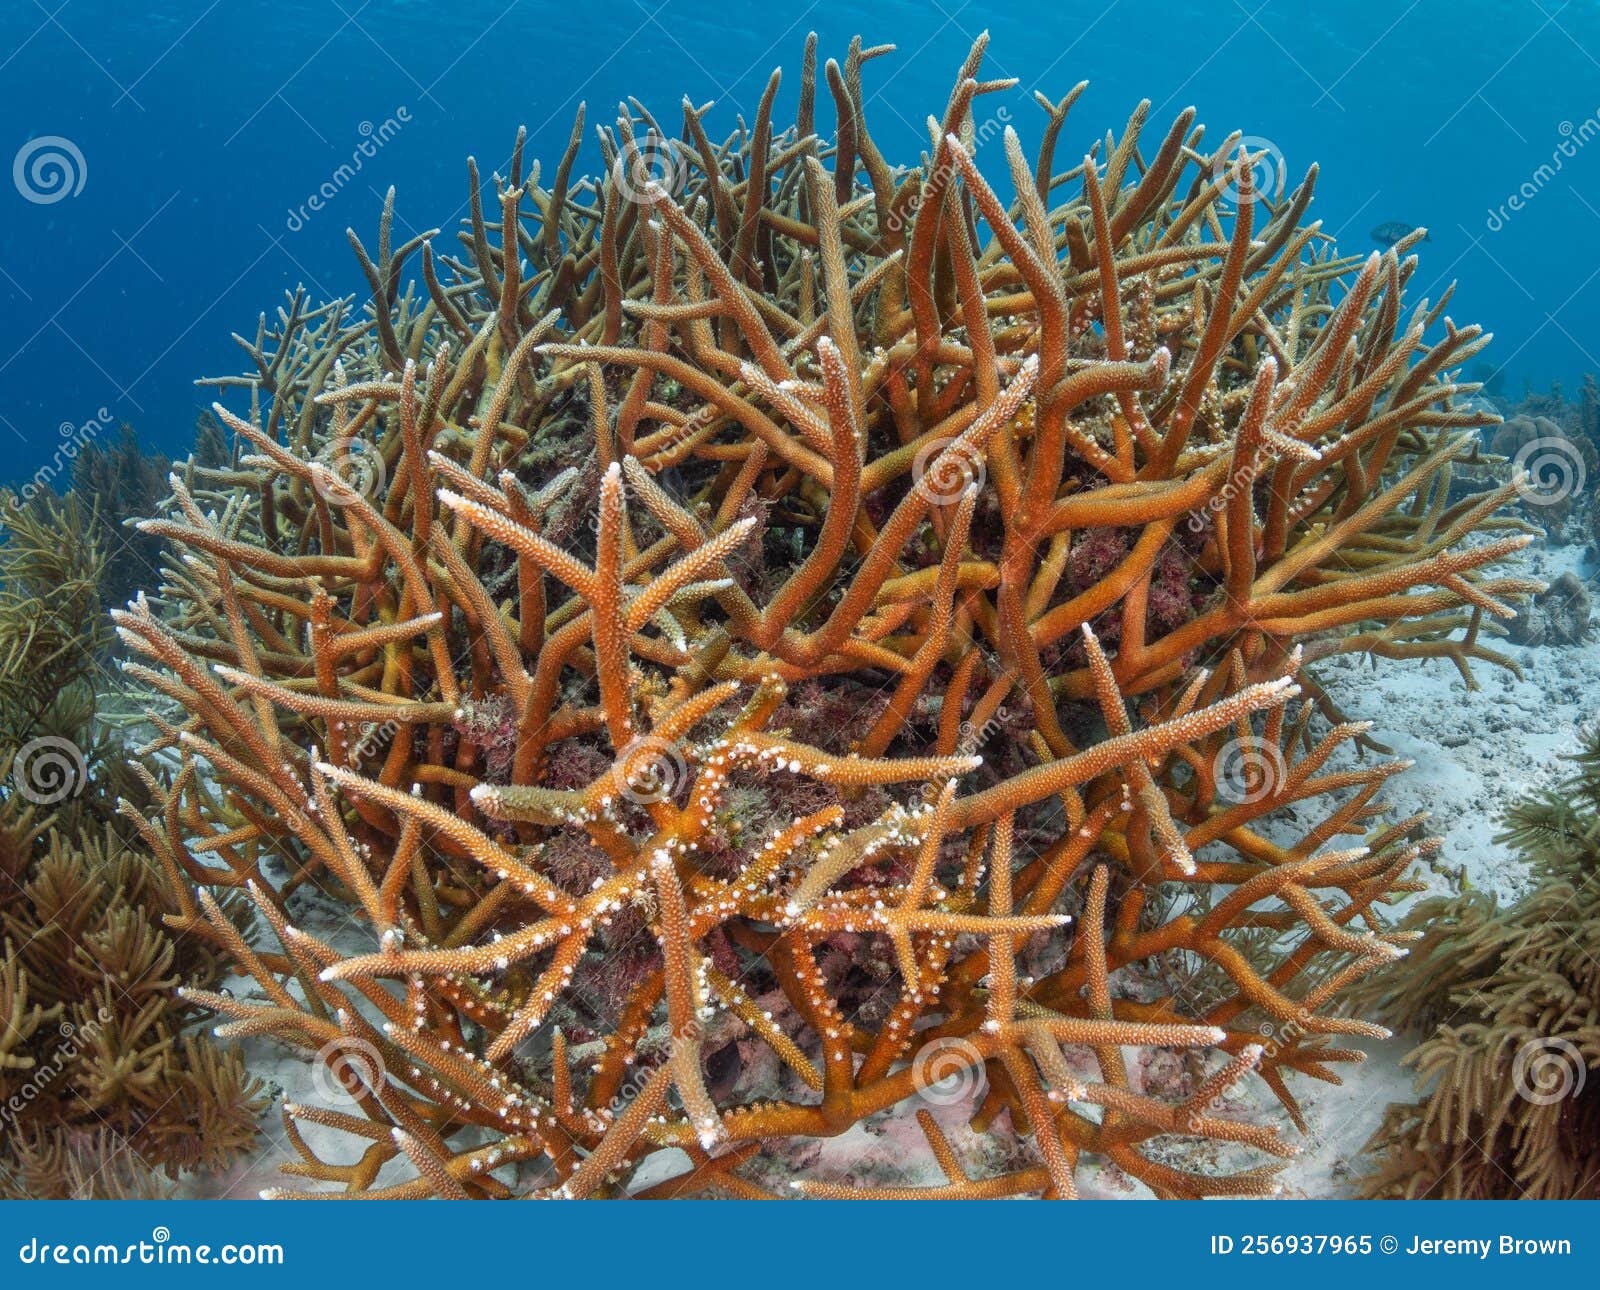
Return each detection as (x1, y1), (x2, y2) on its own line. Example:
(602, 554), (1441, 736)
(1504, 569), (1592, 647)
(118, 33), (1537, 1199)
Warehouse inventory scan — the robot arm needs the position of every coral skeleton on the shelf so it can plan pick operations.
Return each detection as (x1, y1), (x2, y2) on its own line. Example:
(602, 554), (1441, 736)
(117, 33), (1537, 1198)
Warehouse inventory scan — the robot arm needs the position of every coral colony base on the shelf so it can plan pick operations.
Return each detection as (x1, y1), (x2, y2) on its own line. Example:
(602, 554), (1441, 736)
(109, 32), (1544, 1199)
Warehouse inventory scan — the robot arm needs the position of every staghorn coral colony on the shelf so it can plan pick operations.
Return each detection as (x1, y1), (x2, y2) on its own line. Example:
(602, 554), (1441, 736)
(105, 33), (1549, 1198)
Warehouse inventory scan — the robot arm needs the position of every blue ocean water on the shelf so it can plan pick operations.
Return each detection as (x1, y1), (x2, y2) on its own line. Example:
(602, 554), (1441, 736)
(1, 0), (1596, 484)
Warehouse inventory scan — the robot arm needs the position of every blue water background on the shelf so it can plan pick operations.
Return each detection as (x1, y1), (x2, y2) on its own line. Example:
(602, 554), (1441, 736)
(1, 0), (1596, 483)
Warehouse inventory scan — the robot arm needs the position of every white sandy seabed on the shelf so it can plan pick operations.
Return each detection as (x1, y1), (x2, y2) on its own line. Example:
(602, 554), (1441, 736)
(194, 538), (1599, 1201)
(1266, 537), (1600, 1199)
